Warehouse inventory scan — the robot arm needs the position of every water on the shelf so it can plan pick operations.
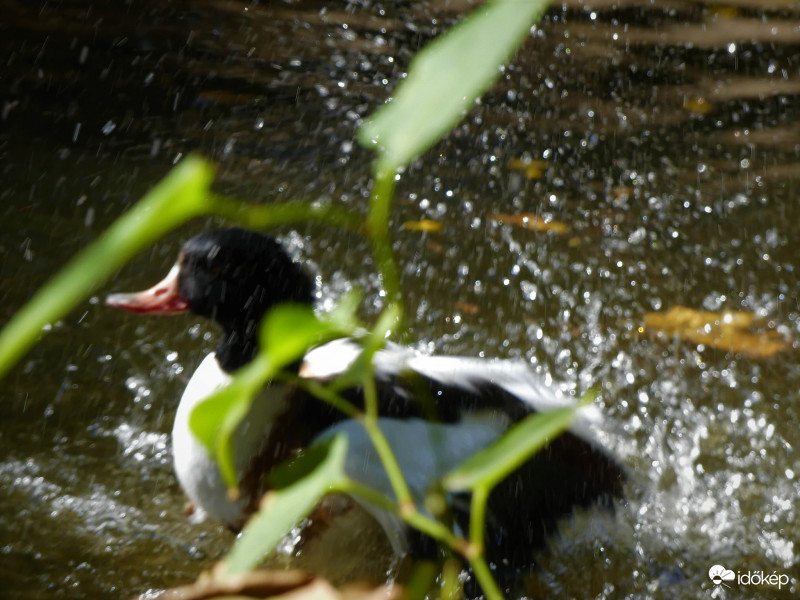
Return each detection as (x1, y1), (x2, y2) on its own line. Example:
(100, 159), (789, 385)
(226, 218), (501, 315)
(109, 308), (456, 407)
(2, 0), (799, 598)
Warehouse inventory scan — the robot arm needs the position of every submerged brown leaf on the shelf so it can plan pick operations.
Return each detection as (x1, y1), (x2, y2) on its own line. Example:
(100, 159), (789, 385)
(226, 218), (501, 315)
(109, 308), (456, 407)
(487, 212), (568, 234)
(196, 89), (261, 107)
(508, 158), (549, 179)
(454, 301), (480, 316)
(610, 186), (633, 200)
(643, 305), (790, 359)
(144, 569), (399, 600)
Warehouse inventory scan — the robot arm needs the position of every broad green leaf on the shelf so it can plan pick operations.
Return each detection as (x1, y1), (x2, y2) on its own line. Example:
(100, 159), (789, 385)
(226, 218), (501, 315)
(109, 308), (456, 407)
(442, 405), (578, 492)
(330, 302), (402, 392)
(402, 562), (441, 600)
(325, 289), (363, 332)
(189, 382), (251, 455)
(188, 358), (271, 487)
(215, 385), (264, 489)
(190, 300), (360, 487)
(0, 156), (214, 380)
(188, 360), (272, 454)
(357, 0), (549, 173)
(222, 435), (350, 575)
(259, 303), (354, 370)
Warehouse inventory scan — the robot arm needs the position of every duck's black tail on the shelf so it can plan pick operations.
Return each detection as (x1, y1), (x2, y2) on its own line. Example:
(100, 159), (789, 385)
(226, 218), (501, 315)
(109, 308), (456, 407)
(408, 424), (625, 596)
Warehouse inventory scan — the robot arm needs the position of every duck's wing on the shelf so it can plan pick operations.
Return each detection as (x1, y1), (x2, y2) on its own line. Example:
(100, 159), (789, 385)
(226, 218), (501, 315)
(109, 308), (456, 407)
(301, 339), (626, 587)
(302, 338), (602, 439)
(301, 337), (624, 502)
(390, 351), (626, 587)
(314, 412), (510, 552)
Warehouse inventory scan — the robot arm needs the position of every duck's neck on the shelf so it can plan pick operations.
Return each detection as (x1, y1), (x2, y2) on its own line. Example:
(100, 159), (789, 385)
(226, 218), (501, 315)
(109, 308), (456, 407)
(213, 298), (314, 374)
(215, 318), (260, 373)
(214, 311), (309, 374)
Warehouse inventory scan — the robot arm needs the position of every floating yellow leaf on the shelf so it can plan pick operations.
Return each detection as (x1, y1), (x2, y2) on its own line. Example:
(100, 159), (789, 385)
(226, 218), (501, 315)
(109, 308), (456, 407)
(683, 96), (714, 115)
(402, 219), (443, 232)
(488, 212), (568, 234)
(509, 158), (549, 170)
(643, 305), (789, 359)
(709, 5), (739, 19)
(508, 158), (549, 179)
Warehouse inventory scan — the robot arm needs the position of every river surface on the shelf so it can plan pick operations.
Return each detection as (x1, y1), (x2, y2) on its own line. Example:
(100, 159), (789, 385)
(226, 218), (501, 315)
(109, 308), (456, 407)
(2, 0), (800, 598)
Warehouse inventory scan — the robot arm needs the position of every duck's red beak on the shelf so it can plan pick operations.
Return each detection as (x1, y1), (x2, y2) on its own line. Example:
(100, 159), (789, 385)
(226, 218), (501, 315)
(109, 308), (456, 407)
(106, 264), (190, 314)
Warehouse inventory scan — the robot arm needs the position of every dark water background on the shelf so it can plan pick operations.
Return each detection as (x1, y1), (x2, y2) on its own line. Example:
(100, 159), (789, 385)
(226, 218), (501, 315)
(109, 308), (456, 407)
(2, 0), (800, 598)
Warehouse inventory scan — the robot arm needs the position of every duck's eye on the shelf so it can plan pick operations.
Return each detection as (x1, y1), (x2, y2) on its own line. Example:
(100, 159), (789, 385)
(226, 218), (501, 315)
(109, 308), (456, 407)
(199, 257), (221, 275)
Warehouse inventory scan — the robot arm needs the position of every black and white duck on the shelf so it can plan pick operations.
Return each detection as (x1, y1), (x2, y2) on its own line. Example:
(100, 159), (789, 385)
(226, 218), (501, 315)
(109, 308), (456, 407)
(107, 227), (625, 589)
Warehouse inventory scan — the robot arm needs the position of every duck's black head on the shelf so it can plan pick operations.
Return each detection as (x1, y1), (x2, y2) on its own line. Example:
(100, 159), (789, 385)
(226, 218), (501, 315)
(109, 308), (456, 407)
(107, 228), (314, 371)
(177, 228), (313, 325)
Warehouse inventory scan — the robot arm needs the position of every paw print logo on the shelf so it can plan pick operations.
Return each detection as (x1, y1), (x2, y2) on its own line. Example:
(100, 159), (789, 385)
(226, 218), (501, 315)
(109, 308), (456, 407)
(708, 564), (735, 587)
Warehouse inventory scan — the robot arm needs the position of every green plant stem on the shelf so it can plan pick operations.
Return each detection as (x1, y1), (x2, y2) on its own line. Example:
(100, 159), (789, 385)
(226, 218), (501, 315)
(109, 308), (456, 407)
(291, 371), (415, 515)
(360, 371), (414, 513)
(469, 554), (505, 600)
(280, 310), (507, 597)
(367, 170), (403, 331)
(362, 369), (380, 420)
(358, 406), (415, 515)
(209, 195), (366, 235)
(367, 169), (395, 240)
(340, 480), (469, 556)
(283, 376), (361, 419)
(302, 371), (505, 597)
(469, 484), (490, 557)
(345, 476), (501, 600)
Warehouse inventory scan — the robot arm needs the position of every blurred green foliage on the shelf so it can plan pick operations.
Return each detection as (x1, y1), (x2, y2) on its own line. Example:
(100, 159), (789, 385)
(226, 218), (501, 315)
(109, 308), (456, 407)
(0, 1), (564, 598)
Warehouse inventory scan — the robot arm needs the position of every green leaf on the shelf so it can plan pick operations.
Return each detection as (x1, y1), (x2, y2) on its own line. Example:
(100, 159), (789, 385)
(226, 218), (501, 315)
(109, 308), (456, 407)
(0, 155), (214, 380)
(222, 435), (350, 575)
(441, 405), (578, 492)
(215, 386), (263, 489)
(326, 289), (363, 331)
(330, 302), (401, 392)
(259, 303), (354, 371)
(402, 561), (441, 600)
(188, 359), (271, 487)
(357, 0), (549, 173)
(190, 300), (360, 488)
(189, 382), (249, 455)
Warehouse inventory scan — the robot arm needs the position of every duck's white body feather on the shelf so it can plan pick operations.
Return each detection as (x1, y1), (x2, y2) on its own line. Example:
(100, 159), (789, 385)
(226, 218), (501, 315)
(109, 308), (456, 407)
(303, 338), (602, 438)
(173, 339), (602, 541)
(172, 352), (288, 525)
